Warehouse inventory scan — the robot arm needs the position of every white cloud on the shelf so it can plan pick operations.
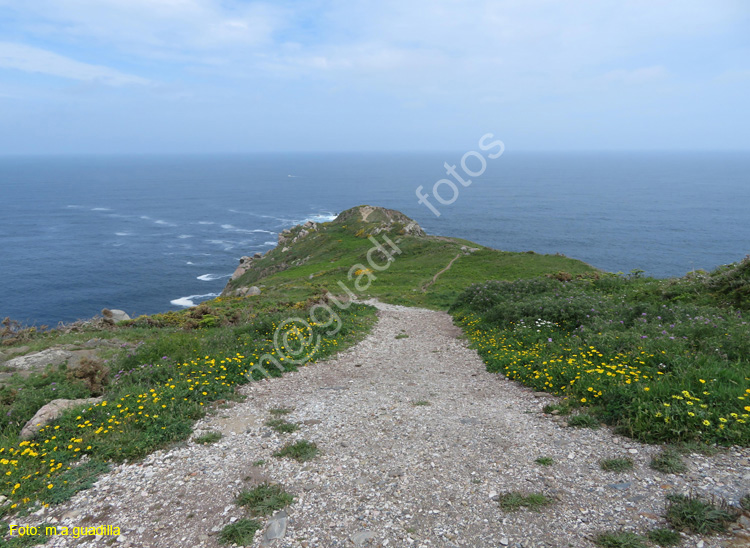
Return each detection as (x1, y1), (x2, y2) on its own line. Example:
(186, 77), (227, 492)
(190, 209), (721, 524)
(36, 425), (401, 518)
(0, 42), (150, 85)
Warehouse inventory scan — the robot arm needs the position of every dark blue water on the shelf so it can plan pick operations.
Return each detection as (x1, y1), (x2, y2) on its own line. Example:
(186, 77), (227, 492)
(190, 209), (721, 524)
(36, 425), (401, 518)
(1, 152), (748, 326)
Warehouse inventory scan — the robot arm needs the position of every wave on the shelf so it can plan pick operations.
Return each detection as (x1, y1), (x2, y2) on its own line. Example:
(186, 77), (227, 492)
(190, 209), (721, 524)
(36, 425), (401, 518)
(197, 273), (231, 281)
(207, 239), (235, 251)
(263, 241), (276, 246)
(92, 207), (111, 211)
(66, 205), (84, 209)
(221, 223), (275, 235)
(186, 261), (195, 265)
(304, 212), (338, 223)
(154, 219), (176, 226)
(178, 234), (193, 239)
(115, 232), (132, 236)
(170, 293), (221, 308)
(198, 221), (214, 225)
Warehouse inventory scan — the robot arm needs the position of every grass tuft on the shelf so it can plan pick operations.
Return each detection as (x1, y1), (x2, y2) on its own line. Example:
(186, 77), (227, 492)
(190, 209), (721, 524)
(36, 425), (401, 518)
(594, 531), (647, 548)
(218, 518), (262, 545)
(273, 440), (319, 462)
(567, 414), (599, 429)
(542, 403), (572, 415)
(646, 528), (681, 547)
(193, 431), (222, 445)
(236, 483), (294, 516)
(740, 493), (750, 511)
(497, 491), (553, 512)
(665, 493), (737, 534)
(599, 458), (634, 472)
(535, 456), (554, 466)
(268, 407), (292, 417)
(650, 448), (687, 474)
(412, 400), (431, 407)
(264, 418), (299, 434)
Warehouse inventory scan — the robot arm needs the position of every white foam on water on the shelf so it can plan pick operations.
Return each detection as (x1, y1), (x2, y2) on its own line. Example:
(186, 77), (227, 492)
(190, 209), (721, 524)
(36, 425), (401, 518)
(140, 215), (151, 220)
(263, 241), (276, 246)
(186, 261), (195, 265)
(115, 232), (132, 236)
(92, 207), (111, 211)
(197, 273), (231, 281)
(178, 234), (193, 239)
(198, 221), (214, 225)
(66, 205), (84, 209)
(154, 219), (176, 226)
(170, 293), (220, 307)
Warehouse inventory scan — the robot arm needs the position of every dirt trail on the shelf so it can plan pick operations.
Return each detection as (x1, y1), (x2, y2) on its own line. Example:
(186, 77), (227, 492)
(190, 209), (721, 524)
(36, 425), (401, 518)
(421, 253), (462, 292)
(31, 302), (750, 548)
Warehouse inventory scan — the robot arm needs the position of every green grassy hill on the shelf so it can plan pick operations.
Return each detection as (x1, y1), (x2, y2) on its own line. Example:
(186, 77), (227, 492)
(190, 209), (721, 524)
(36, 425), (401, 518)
(225, 205), (597, 309)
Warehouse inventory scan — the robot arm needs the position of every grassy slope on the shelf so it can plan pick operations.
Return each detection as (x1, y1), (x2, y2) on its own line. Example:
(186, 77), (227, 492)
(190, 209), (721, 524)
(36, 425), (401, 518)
(227, 213), (596, 310)
(450, 259), (750, 446)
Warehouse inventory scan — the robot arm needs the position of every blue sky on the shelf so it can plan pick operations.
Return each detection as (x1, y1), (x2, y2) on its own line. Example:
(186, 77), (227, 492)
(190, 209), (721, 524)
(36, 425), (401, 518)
(0, 0), (748, 153)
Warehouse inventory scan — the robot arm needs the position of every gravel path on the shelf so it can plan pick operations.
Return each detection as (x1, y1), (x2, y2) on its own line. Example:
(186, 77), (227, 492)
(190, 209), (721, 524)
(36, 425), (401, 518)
(32, 302), (749, 547)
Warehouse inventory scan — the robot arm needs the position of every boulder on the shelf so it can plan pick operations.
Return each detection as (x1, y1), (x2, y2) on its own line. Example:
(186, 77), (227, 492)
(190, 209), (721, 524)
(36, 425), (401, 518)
(253, 252), (262, 259)
(235, 286), (261, 297)
(231, 264), (248, 280)
(20, 397), (103, 440)
(109, 310), (130, 322)
(5, 348), (72, 371)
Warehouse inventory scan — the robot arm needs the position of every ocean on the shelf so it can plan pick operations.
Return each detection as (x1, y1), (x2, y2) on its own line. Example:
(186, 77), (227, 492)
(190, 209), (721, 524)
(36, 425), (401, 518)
(1, 151), (748, 327)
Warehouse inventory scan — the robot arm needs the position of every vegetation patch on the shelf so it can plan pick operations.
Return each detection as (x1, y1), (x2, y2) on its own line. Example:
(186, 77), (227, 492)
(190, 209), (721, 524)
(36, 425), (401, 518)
(0, 299), (375, 516)
(451, 261), (750, 446)
(236, 483), (294, 516)
(273, 440), (319, 462)
(412, 400), (431, 407)
(193, 431), (222, 445)
(650, 448), (687, 474)
(593, 531), (647, 548)
(599, 458), (633, 472)
(665, 493), (737, 534)
(646, 528), (682, 547)
(567, 414), (600, 429)
(497, 491), (553, 512)
(535, 457), (554, 466)
(268, 407), (293, 417)
(218, 518), (262, 545)
(264, 419), (299, 434)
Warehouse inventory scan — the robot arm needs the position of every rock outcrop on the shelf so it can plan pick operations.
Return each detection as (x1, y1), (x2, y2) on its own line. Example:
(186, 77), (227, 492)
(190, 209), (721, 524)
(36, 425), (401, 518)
(20, 397), (104, 440)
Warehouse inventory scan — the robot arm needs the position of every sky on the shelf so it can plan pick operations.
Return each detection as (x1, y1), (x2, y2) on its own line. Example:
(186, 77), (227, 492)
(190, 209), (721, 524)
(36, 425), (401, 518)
(0, 0), (748, 154)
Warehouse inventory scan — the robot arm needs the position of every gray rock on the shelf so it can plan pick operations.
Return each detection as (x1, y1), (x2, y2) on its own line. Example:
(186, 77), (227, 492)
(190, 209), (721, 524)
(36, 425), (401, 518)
(351, 530), (376, 546)
(607, 482), (632, 491)
(261, 510), (288, 545)
(20, 397), (103, 440)
(5, 348), (72, 370)
(254, 252), (262, 258)
(231, 264), (248, 280)
(109, 310), (130, 322)
(236, 286), (262, 297)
